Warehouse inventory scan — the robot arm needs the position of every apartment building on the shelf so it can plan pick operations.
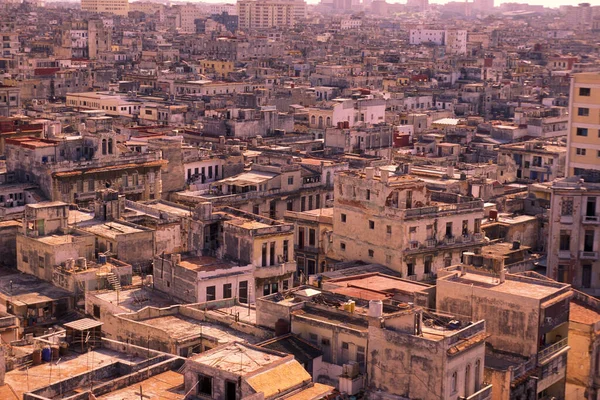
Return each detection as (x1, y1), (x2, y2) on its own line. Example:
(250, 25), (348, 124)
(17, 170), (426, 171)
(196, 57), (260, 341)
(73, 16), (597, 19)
(0, 32), (18, 56)
(237, 0), (307, 30)
(547, 73), (600, 295)
(80, 0), (129, 16)
(332, 167), (485, 281)
(257, 287), (492, 399)
(438, 260), (572, 400)
(498, 138), (566, 183)
(0, 85), (20, 117)
(4, 117), (165, 205)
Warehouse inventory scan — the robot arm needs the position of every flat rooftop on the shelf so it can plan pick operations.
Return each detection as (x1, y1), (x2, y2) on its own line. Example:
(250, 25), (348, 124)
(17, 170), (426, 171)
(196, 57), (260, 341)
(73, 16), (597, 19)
(135, 314), (258, 344)
(189, 342), (284, 375)
(0, 271), (72, 306)
(82, 221), (147, 239)
(91, 287), (175, 313)
(5, 348), (146, 399)
(442, 271), (567, 300)
(570, 301), (600, 325)
(177, 255), (242, 272)
(325, 273), (430, 295)
(97, 370), (184, 400)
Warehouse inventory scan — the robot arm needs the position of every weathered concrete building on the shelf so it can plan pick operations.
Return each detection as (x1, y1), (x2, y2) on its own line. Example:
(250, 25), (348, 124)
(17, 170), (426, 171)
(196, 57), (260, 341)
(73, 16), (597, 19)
(5, 117), (165, 205)
(332, 167), (485, 281)
(284, 207), (333, 277)
(256, 287), (491, 399)
(437, 261), (572, 400)
(547, 177), (600, 295)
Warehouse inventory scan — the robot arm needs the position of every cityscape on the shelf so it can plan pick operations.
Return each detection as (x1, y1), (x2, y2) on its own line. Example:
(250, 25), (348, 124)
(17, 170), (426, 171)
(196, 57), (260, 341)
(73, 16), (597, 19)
(0, 0), (599, 399)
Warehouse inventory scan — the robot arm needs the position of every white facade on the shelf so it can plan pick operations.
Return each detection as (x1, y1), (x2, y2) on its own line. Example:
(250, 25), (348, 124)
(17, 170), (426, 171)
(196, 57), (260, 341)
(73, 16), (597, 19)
(80, 0), (129, 16)
(409, 29), (467, 55)
(237, 0), (307, 30)
(409, 29), (445, 45)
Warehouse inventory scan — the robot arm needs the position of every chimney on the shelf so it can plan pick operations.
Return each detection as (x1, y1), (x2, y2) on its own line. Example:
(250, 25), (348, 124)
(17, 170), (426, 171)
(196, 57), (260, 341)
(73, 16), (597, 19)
(365, 167), (375, 180)
(512, 240), (521, 250)
(380, 169), (390, 183)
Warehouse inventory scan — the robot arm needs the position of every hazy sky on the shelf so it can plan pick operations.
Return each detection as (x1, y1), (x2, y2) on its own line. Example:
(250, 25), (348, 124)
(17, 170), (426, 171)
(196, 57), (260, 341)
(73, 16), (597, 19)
(301, 0), (596, 6)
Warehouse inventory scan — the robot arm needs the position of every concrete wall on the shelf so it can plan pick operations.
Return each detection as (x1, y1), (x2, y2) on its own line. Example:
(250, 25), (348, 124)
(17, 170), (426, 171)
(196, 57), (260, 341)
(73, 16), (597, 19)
(437, 274), (540, 357)
(0, 221), (19, 268)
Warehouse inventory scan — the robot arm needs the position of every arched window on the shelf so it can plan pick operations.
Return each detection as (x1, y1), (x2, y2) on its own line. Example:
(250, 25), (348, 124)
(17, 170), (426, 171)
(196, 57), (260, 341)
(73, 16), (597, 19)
(310, 115), (316, 125)
(108, 138), (113, 155)
(474, 360), (481, 392)
(326, 116), (331, 127)
(318, 116), (324, 128)
(326, 171), (331, 186)
(465, 364), (471, 396)
(101, 139), (107, 155)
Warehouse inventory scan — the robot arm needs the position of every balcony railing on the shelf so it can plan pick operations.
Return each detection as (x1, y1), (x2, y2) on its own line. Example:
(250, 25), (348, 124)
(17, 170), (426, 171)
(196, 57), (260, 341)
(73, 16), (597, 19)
(558, 250), (571, 259)
(538, 337), (568, 365)
(466, 384), (493, 400)
(406, 274), (417, 281)
(425, 239), (437, 248)
(582, 215), (600, 225)
(580, 251), (599, 260)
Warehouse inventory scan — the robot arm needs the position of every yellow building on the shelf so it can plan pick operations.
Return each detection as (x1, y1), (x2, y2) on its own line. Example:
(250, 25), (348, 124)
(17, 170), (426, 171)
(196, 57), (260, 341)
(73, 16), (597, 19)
(81, 0), (129, 16)
(567, 72), (600, 178)
(547, 73), (600, 295)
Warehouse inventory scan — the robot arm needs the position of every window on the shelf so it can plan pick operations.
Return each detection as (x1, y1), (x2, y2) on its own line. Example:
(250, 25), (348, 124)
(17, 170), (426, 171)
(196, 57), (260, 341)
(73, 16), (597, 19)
(340, 242), (346, 251)
(341, 213), (347, 223)
(368, 249), (374, 258)
(369, 220), (375, 229)
(309, 229), (316, 246)
(577, 148), (587, 156)
(409, 226), (417, 234)
(584, 230), (595, 252)
(93, 305), (101, 318)
(223, 283), (232, 299)
(288, 176), (294, 185)
(579, 88), (591, 96)
(386, 225), (392, 235)
(424, 256), (432, 274)
(445, 222), (453, 238)
(561, 197), (573, 216)
(253, 204), (260, 215)
(451, 371), (457, 393)
(559, 230), (571, 251)
(269, 242), (275, 266)
(206, 286), (216, 301)
(287, 200), (293, 211)
(198, 374), (213, 396)
(582, 265), (592, 288)
(577, 127), (588, 136)
(262, 243), (267, 267)
(309, 333), (318, 346)
(578, 108), (590, 116)
(357, 345), (365, 371)
(283, 240), (289, 262)
(557, 265), (567, 283)
(366, 189), (370, 200)
(407, 262), (414, 276)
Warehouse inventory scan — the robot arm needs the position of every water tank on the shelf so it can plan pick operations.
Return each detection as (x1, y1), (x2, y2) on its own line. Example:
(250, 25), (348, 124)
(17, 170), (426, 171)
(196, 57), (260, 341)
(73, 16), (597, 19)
(41, 347), (52, 362)
(98, 254), (107, 265)
(489, 209), (498, 221)
(369, 300), (383, 318)
(275, 318), (290, 336)
(76, 257), (87, 270)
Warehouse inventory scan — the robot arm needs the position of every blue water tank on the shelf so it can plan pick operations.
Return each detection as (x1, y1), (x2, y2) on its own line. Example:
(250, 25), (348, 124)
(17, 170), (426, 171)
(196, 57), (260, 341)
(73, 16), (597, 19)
(41, 347), (52, 362)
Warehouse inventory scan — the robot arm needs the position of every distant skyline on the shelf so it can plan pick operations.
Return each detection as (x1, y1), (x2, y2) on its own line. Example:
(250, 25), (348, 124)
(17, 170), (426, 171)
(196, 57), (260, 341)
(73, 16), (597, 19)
(160, 0), (597, 7)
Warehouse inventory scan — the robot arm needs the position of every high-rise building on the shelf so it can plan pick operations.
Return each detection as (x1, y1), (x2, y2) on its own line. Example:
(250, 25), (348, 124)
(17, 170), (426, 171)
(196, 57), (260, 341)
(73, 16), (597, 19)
(237, 0), (306, 30)
(547, 72), (600, 295)
(81, 0), (129, 16)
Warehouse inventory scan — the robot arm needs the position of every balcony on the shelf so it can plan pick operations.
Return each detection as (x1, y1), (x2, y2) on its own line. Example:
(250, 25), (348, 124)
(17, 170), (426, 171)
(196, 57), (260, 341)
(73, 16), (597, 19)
(254, 261), (296, 280)
(558, 250), (572, 259)
(466, 384), (493, 400)
(445, 236), (456, 245)
(580, 251), (599, 260)
(473, 232), (483, 241)
(582, 215), (600, 225)
(425, 239), (437, 248)
(462, 234), (471, 243)
(409, 241), (419, 250)
(406, 274), (417, 281)
(538, 337), (569, 365)
(121, 184), (145, 193)
(294, 244), (320, 254)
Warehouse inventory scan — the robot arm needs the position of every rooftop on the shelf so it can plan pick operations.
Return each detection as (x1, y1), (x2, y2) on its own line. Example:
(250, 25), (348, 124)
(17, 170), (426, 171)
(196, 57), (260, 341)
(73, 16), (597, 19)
(0, 271), (73, 306)
(81, 221), (147, 239)
(188, 342), (285, 375)
(177, 255), (244, 273)
(133, 314), (258, 344)
(441, 270), (568, 300)
(96, 370), (184, 400)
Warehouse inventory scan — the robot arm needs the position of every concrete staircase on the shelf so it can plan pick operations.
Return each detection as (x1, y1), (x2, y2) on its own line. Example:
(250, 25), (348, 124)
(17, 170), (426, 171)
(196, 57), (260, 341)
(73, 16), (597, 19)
(106, 272), (121, 291)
